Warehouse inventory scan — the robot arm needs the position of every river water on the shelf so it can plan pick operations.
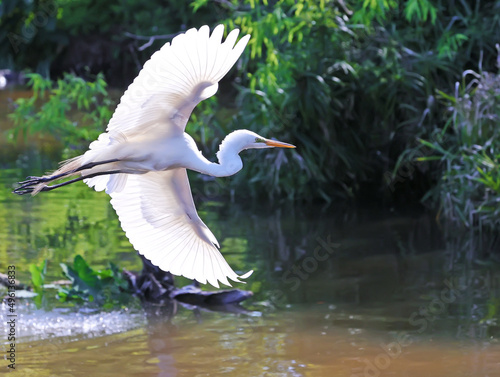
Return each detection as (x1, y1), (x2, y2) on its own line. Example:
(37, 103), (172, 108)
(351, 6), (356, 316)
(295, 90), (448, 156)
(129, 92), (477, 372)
(0, 89), (499, 376)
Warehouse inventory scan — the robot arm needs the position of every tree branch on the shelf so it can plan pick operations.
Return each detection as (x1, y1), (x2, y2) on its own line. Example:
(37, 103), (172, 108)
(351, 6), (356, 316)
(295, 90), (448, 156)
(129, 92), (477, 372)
(124, 31), (180, 51)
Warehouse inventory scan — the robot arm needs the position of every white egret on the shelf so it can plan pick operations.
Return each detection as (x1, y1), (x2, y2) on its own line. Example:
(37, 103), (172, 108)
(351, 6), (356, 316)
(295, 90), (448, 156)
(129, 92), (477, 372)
(14, 25), (295, 288)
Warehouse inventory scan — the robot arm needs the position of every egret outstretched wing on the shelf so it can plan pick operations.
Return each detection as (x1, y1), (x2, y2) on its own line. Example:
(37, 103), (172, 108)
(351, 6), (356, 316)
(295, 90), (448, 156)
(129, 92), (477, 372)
(14, 25), (295, 290)
(105, 24), (250, 139)
(83, 24), (250, 195)
(109, 169), (252, 287)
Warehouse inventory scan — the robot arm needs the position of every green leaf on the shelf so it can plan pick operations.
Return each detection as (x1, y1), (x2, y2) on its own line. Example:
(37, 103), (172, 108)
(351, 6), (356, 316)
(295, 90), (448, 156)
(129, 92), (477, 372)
(29, 259), (47, 292)
(60, 255), (101, 300)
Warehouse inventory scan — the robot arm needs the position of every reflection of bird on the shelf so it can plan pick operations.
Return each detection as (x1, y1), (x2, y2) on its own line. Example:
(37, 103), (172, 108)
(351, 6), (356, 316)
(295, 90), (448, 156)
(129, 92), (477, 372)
(14, 25), (295, 287)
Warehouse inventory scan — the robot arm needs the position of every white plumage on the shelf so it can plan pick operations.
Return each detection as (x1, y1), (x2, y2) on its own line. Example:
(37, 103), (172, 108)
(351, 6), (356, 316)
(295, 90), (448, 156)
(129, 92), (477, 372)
(94, 25), (253, 287)
(109, 170), (247, 287)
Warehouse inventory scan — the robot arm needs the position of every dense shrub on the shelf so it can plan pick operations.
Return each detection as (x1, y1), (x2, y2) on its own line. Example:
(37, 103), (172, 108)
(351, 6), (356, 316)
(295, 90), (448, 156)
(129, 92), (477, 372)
(3, 0), (500, 229)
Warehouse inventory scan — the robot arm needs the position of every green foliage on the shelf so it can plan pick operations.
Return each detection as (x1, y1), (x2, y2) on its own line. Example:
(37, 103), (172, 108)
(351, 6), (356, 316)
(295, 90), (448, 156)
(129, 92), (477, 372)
(0, 0), (219, 76)
(188, 0), (500, 203)
(192, 0), (366, 201)
(404, 0), (437, 24)
(8, 72), (113, 152)
(352, 0), (398, 25)
(416, 71), (500, 234)
(29, 259), (47, 307)
(3, 0), (500, 218)
(0, 0), (64, 74)
(56, 0), (214, 37)
(58, 255), (131, 309)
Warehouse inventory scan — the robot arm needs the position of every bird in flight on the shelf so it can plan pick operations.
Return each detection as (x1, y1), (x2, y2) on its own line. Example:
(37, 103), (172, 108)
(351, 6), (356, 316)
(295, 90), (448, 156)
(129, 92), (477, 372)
(14, 25), (295, 288)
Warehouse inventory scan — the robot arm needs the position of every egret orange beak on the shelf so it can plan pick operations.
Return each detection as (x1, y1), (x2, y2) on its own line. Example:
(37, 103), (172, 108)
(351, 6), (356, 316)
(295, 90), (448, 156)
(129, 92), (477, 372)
(265, 139), (296, 148)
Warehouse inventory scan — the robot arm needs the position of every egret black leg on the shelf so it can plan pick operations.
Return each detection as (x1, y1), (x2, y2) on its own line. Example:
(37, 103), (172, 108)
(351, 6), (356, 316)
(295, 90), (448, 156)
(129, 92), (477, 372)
(72, 159), (120, 173)
(13, 170), (122, 195)
(13, 159), (120, 195)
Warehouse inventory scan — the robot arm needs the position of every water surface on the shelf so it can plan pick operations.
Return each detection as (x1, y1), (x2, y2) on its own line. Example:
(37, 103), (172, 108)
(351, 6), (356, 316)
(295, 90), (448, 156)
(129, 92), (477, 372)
(1, 166), (499, 376)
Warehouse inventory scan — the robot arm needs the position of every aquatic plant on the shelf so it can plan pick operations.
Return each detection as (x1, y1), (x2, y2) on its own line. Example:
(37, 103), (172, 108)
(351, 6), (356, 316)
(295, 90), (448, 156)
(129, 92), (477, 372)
(58, 255), (131, 309)
(29, 259), (47, 308)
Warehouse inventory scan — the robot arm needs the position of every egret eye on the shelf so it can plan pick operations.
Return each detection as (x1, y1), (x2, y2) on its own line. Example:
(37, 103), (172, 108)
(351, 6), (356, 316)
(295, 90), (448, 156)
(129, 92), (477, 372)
(255, 137), (265, 143)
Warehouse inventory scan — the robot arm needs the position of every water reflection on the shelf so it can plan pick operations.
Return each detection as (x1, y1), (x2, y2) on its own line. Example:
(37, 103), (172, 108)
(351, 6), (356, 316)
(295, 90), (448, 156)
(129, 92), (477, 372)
(1, 165), (499, 376)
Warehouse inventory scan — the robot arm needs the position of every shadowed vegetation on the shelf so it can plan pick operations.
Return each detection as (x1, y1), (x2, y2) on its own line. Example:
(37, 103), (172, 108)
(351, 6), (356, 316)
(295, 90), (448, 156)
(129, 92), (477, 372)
(413, 70), (500, 248)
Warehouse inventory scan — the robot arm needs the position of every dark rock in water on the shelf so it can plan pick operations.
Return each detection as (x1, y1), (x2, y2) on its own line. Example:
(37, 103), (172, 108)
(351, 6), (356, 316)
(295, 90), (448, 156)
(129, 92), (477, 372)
(125, 254), (253, 312)
(124, 256), (175, 301)
(171, 284), (253, 306)
(0, 272), (28, 290)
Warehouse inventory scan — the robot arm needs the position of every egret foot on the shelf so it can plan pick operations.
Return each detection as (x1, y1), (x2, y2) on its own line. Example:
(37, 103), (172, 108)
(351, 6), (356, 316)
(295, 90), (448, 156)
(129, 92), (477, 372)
(13, 169), (122, 195)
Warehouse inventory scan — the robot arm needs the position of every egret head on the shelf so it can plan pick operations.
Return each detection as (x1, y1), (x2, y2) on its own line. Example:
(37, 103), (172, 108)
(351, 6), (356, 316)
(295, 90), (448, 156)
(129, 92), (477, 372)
(232, 130), (296, 151)
(215, 129), (295, 176)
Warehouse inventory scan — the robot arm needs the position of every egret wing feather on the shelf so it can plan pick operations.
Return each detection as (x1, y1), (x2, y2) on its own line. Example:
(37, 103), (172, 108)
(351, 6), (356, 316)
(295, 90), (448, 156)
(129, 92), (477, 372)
(109, 169), (252, 288)
(83, 25), (249, 193)
(105, 25), (250, 139)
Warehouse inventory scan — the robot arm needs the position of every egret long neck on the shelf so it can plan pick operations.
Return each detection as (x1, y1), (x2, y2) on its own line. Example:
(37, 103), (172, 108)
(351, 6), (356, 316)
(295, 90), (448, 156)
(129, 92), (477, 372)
(189, 136), (244, 178)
